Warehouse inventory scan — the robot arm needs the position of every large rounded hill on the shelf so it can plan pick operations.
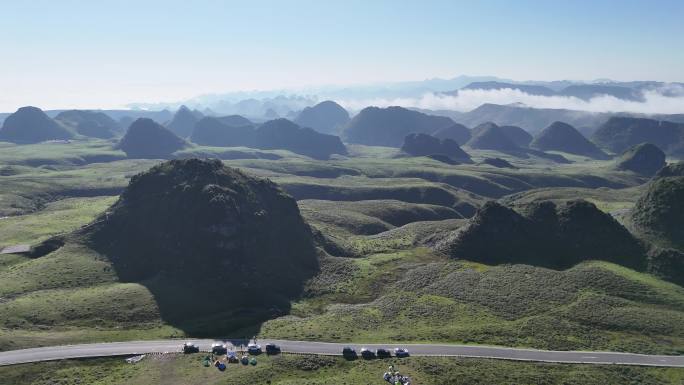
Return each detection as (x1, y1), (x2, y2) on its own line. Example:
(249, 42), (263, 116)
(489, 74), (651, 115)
(117, 118), (187, 158)
(0, 106), (73, 143)
(343, 106), (454, 147)
(466, 122), (520, 151)
(55, 110), (121, 139)
(531, 121), (608, 159)
(630, 163), (684, 249)
(86, 159), (318, 283)
(82, 159), (319, 330)
(295, 100), (350, 134)
(615, 143), (666, 176)
(166, 105), (201, 138)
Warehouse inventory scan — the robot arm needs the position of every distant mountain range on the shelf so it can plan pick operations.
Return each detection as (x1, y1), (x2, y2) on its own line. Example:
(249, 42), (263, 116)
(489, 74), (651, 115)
(457, 81), (648, 101)
(425, 103), (684, 135)
(119, 75), (683, 117)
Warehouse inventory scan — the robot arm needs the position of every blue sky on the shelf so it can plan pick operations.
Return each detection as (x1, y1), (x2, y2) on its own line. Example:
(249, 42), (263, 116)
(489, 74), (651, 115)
(1, 0), (683, 110)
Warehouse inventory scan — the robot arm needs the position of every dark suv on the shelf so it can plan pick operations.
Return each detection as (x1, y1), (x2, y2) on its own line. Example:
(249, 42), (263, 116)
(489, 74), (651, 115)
(182, 342), (200, 354)
(342, 347), (357, 359)
(265, 343), (281, 355)
(360, 348), (376, 359)
(211, 343), (227, 355)
(376, 348), (391, 358)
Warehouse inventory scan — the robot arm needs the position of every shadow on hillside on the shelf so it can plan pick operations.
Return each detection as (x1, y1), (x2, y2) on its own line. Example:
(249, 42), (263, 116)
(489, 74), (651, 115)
(85, 236), (312, 338)
(136, 275), (295, 338)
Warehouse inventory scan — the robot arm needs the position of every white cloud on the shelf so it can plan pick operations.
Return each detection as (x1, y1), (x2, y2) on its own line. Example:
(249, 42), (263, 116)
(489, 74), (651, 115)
(335, 87), (684, 115)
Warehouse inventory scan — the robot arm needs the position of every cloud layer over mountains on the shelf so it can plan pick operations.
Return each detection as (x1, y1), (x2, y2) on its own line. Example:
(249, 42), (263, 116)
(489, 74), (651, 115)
(337, 86), (684, 115)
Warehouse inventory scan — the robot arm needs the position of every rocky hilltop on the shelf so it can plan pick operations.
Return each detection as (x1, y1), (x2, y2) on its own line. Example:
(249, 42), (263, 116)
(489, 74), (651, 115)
(86, 159), (318, 287)
(435, 200), (645, 270)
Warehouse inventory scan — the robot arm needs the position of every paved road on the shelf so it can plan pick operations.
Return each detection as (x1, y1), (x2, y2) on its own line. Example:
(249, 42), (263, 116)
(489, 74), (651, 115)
(0, 244), (30, 254)
(0, 339), (683, 367)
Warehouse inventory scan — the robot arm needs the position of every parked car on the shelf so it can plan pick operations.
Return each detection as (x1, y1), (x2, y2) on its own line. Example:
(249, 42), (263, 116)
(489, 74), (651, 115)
(265, 343), (281, 355)
(376, 348), (391, 358)
(342, 347), (357, 359)
(360, 347), (376, 359)
(211, 343), (227, 355)
(182, 342), (199, 354)
(247, 343), (262, 355)
(394, 348), (410, 358)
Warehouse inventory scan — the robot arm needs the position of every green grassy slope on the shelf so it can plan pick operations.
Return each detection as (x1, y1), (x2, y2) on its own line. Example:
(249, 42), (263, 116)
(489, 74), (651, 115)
(262, 251), (684, 355)
(0, 139), (681, 362)
(0, 196), (116, 249)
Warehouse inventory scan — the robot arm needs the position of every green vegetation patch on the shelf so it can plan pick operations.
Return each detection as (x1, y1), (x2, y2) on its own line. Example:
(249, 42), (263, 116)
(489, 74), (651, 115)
(0, 196), (116, 249)
(262, 258), (684, 354)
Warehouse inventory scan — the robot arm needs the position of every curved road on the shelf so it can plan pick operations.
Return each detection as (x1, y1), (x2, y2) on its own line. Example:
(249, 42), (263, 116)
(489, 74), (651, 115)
(0, 339), (683, 367)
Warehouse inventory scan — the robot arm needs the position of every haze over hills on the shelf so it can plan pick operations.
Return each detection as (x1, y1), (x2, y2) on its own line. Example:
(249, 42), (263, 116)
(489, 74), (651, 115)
(124, 76), (684, 116)
(592, 117), (684, 157)
(216, 114), (253, 127)
(343, 106), (454, 147)
(190, 116), (255, 147)
(460, 82), (557, 96)
(431, 122), (471, 145)
(54, 110), (122, 139)
(457, 81), (645, 101)
(466, 122), (521, 152)
(255, 118), (347, 159)
(166, 105), (202, 138)
(421, 103), (684, 136)
(294, 100), (350, 135)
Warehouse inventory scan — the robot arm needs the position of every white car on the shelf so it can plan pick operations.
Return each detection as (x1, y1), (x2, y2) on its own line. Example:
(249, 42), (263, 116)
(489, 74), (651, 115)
(247, 343), (262, 354)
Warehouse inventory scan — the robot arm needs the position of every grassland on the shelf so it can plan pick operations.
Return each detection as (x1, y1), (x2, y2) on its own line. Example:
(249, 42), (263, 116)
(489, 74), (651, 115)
(261, 250), (684, 355)
(0, 196), (117, 249)
(0, 137), (682, 385)
(1, 354), (683, 385)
